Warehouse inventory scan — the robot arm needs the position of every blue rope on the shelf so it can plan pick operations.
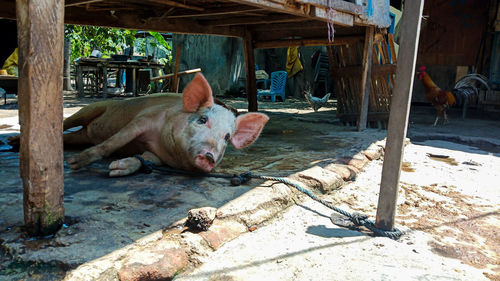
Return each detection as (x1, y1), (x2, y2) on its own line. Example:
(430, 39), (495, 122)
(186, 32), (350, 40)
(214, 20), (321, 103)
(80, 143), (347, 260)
(133, 155), (404, 240)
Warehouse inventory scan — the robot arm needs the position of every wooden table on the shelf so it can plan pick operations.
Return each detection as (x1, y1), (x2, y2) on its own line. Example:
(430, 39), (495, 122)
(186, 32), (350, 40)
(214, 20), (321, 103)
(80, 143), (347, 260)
(0, 75), (18, 104)
(75, 57), (164, 97)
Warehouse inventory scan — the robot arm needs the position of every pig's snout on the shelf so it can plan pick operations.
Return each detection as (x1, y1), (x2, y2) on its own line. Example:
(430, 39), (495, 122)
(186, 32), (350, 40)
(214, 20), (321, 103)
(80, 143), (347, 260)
(204, 152), (215, 164)
(194, 151), (217, 172)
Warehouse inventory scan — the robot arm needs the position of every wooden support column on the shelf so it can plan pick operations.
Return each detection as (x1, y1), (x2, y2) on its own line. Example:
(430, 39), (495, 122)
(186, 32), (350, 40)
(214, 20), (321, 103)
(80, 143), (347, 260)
(243, 30), (258, 112)
(357, 26), (374, 131)
(16, 0), (65, 236)
(375, 0), (424, 230)
(172, 44), (182, 93)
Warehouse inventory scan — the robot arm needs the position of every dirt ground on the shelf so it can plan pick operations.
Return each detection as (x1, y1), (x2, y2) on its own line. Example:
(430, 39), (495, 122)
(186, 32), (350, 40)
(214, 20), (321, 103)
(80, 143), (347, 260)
(0, 93), (499, 280)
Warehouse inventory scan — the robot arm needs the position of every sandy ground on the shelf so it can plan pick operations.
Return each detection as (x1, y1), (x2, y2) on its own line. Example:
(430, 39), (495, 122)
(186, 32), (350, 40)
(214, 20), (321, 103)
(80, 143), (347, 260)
(1, 93), (499, 280)
(175, 139), (500, 281)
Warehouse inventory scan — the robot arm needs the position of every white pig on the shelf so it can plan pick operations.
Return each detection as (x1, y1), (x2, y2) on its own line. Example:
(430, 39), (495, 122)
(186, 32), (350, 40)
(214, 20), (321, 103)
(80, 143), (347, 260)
(63, 73), (269, 177)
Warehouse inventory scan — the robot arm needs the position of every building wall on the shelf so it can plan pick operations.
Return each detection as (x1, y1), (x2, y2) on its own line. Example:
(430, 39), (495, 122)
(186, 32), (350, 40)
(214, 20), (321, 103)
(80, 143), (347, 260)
(173, 34), (330, 99)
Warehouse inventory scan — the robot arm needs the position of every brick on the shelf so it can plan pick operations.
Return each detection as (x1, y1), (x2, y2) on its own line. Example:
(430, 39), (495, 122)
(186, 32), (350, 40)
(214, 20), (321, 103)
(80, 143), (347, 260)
(347, 158), (369, 170)
(292, 166), (343, 193)
(198, 220), (246, 250)
(363, 149), (381, 161)
(324, 164), (352, 180)
(118, 247), (188, 281)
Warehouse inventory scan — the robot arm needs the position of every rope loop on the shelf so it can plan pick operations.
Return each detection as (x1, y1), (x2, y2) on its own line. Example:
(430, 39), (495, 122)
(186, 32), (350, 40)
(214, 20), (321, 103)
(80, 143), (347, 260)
(131, 158), (405, 240)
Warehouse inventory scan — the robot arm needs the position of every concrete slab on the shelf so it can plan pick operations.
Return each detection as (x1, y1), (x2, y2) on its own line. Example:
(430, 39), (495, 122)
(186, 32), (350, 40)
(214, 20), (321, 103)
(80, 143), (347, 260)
(1, 96), (499, 280)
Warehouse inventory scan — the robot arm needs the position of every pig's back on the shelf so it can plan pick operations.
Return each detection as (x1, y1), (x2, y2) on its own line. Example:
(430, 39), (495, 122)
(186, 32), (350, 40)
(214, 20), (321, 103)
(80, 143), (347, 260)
(86, 93), (182, 143)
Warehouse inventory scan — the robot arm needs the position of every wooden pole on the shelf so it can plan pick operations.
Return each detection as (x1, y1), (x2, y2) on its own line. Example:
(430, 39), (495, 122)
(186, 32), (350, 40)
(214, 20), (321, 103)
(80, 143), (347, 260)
(151, 68), (202, 81)
(357, 26), (374, 131)
(243, 29), (258, 112)
(375, 0), (424, 230)
(172, 44), (182, 93)
(16, 0), (65, 236)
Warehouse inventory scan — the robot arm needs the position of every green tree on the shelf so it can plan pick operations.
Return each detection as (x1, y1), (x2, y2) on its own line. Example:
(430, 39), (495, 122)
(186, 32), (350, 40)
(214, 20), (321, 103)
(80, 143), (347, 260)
(64, 25), (137, 63)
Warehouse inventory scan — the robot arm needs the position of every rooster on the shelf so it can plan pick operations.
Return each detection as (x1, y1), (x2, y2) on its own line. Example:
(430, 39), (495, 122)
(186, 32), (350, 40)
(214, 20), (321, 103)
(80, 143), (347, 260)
(452, 73), (490, 115)
(417, 66), (456, 126)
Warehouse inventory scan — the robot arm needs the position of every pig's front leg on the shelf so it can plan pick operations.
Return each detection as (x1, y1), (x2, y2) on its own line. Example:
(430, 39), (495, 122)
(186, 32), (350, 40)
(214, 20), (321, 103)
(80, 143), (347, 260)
(108, 151), (161, 177)
(66, 117), (149, 170)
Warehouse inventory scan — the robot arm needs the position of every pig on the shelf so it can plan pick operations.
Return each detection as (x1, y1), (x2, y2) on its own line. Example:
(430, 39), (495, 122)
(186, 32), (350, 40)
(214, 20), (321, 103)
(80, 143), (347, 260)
(62, 73), (269, 177)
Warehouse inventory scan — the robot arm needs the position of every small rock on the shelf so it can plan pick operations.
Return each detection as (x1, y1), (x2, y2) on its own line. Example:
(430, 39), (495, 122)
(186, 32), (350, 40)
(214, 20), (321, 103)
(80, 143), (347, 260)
(185, 207), (217, 231)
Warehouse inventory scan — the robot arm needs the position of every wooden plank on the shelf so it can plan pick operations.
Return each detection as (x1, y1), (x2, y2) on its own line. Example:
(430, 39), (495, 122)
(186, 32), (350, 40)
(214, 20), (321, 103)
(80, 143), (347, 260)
(65, 0), (103, 7)
(388, 33), (397, 64)
(202, 14), (307, 26)
(255, 35), (363, 49)
(63, 8), (246, 38)
(230, 0), (354, 26)
(243, 30), (258, 112)
(375, 0), (425, 231)
(151, 68), (202, 81)
(295, 0), (363, 15)
(172, 44), (182, 93)
(16, 0), (65, 236)
(166, 7), (264, 18)
(147, 0), (204, 11)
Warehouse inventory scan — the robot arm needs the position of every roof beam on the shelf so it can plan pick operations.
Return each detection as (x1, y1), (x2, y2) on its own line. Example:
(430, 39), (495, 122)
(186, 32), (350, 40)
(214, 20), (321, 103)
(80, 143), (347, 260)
(202, 14), (308, 26)
(229, 0), (354, 26)
(166, 7), (265, 18)
(255, 35), (363, 48)
(147, 0), (204, 11)
(65, 0), (104, 7)
(63, 8), (245, 37)
(295, 0), (363, 15)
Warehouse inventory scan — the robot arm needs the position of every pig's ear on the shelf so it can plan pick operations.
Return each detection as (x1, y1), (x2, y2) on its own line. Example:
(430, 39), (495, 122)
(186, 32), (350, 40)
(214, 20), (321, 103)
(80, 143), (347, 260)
(232, 113), (269, 149)
(182, 73), (214, 112)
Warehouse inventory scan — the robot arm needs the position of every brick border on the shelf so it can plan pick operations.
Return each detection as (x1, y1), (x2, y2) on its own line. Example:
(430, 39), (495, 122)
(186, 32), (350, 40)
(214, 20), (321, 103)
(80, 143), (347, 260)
(64, 139), (389, 281)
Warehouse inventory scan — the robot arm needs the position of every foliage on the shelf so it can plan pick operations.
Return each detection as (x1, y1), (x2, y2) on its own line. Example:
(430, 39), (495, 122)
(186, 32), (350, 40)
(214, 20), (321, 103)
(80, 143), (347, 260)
(65, 26), (172, 67)
(135, 31), (172, 64)
(65, 25), (136, 63)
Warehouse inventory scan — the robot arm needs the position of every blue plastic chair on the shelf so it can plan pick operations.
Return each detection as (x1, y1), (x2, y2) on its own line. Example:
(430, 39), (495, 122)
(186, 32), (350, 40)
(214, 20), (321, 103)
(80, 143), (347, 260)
(257, 71), (287, 102)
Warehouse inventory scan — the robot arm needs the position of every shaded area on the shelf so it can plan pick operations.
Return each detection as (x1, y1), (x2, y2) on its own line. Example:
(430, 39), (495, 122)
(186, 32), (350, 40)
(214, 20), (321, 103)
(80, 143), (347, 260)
(0, 96), (385, 280)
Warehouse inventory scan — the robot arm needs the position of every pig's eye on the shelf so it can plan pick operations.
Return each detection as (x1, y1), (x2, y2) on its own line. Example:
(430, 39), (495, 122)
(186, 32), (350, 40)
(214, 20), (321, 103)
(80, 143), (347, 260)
(198, 115), (208, 124)
(224, 133), (230, 142)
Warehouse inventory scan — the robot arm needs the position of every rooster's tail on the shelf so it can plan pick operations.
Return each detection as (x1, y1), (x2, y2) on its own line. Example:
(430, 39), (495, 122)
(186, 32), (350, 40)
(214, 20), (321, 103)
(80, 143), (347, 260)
(446, 91), (456, 106)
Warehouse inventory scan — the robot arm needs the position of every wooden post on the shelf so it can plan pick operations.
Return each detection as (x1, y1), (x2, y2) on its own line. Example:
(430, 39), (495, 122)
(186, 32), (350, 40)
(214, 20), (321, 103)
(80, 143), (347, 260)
(16, 0), (65, 236)
(375, 0), (424, 230)
(132, 68), (137, 96)
(357, 26), (374, 131)
(243, 30), (258, 112)
(76, 65), (84, 97)
(102, 66), (108, 98)
(63, 37), (73, 91)
(172, 44), (182, 93)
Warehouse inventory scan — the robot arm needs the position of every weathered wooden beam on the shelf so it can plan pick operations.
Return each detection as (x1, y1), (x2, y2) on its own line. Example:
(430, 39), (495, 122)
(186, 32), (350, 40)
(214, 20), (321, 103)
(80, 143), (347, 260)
(16, 0), (65, 236)
(151, 68), (202, 81)
(357, 26), (374, 131)
(0, 1), (16, 19)
(202, 14), (307, 26)
(172, 44), (182, 93)
(311, 5), (354, 27)
(229, 0), (354, 26)
(166, 7), (264, 18)
(63, 9), (246, 37)
(65, 0), (103, 7)
(147, 0), (204, 11)
(295, 0), (363, 15)
(255, 35), (363, 49)
(375, 0), (424, 231)
(242, 30), (258, 112)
